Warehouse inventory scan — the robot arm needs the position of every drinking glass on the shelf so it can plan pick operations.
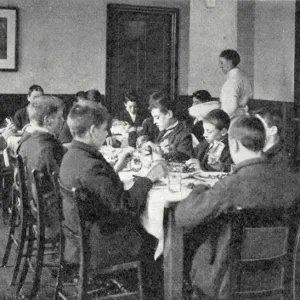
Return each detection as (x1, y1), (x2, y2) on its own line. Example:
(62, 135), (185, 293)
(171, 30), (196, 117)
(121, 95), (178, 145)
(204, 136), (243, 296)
(168, 170), (182, 193)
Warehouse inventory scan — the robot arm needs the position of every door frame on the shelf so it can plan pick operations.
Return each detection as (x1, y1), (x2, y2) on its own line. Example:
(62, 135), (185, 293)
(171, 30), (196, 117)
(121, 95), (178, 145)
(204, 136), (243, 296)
(105, 3), (179, 111)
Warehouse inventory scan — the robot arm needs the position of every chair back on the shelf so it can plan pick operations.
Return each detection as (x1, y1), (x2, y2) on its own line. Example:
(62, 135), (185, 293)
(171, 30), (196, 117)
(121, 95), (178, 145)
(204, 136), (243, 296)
(58, 180), (89, 300)
(8, 153), (29, 212)
(228, 206), (300, 300)
(51, 172), (64, 225)
(31, 170), (46, 258)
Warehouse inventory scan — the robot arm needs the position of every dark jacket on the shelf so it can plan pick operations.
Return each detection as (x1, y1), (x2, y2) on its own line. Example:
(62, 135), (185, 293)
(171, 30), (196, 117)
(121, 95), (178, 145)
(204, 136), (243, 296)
(155, 121), (193, 162)
(14, 106), (29, 130)
(139, 116), (160, 142)
(194, 137), (233, 172)
(175, 157), (300, 299)
(116, 110), (144, 127)
(18, 130), (65, 238)
(60, 140), (152, 225)
(264, 140), (291, 168)
(128, 116), (160, 148)
(185, 119), (205, 144)
(192, 121), (204, 144)
(58, 122), (73, 144)
(59, 140), (153, 268)
(18, 130), (64, 195)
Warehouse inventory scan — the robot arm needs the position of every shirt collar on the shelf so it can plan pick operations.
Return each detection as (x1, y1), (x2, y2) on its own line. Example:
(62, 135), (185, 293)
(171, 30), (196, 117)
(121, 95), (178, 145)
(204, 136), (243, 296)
(29, 124), (53, 135)
(232, 157), (269, 174)
(209, 136), (227, 148)
(166, 120), (178, 132)
(128, 111), (136, 120)
(71, 139), (100, 155)
(264, 140), (284, 157)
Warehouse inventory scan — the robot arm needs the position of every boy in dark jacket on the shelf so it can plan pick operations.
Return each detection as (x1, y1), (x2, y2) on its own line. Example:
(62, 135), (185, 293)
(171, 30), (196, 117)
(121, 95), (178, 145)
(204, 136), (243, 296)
(255, 107), (291, 168)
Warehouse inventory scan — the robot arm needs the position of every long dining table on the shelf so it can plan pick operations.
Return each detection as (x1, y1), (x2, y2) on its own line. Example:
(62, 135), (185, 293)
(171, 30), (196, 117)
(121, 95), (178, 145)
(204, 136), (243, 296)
(117, 152), (222, 300)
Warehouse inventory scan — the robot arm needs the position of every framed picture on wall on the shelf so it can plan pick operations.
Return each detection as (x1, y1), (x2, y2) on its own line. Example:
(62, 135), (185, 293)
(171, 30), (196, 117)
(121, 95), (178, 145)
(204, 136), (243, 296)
(0, 7), (18, 71)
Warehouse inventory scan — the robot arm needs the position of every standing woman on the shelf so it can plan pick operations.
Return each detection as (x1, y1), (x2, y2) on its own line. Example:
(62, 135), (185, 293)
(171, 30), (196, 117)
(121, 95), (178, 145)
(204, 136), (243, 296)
(219, 49), (252, 118)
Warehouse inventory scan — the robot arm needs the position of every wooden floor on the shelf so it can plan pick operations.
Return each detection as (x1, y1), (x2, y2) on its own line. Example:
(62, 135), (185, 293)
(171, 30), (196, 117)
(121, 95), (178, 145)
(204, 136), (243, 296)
(0, 219), (59, 299)
(0, 216), (165, 300)
(0, 213), (299, 300)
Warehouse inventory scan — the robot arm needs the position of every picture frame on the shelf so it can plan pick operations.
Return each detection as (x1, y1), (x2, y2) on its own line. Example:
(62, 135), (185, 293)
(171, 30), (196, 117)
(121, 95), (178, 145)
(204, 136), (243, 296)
(0, 7), (18, 71)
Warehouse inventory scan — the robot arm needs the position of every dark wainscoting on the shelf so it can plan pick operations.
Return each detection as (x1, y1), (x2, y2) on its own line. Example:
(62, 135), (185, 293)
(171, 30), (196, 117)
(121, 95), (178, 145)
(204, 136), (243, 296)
(0, 94), (75, 124)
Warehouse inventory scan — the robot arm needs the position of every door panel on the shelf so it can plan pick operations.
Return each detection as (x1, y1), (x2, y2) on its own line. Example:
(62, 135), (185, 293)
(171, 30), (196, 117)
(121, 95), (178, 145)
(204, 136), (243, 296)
(106, 4), (178, 116)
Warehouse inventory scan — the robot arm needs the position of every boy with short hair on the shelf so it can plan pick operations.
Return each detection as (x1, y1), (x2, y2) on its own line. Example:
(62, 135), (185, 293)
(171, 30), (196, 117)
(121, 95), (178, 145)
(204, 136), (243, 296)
(14, 84), (44, 130)
(187, 109), (233, 172)
(255, 107), (291, 168)
(188, 90), (220, 146)
(147, 95), (193, 161)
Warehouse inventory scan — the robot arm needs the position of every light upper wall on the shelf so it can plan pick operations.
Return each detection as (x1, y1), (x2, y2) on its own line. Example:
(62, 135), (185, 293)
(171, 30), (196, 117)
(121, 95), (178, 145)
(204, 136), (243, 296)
(188, 0), (238, 96)
(0, 0), (190, 94)
(0, 0), (296, 102)
(253, 0), (295, 102)
(188, 0), (295, 102)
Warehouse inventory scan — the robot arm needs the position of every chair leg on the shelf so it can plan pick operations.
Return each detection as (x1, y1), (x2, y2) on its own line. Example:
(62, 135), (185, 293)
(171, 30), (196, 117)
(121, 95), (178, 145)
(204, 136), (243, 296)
(1, 191), (18, 267)
(10, 208), (28, 286)
(28, 216), (45, 299)
(16, 225), (35, 296)
(53, 231), (65, 300)
(137, 263), (144, 300)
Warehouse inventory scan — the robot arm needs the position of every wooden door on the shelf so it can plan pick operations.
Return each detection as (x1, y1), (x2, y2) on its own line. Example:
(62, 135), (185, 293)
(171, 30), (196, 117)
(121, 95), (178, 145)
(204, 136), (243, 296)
(106, 4), (179, 116)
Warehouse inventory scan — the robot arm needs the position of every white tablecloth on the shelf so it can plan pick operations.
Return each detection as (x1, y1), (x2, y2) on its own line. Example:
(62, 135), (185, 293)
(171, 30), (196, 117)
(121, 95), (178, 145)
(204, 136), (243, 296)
(119, 171), (199, 259)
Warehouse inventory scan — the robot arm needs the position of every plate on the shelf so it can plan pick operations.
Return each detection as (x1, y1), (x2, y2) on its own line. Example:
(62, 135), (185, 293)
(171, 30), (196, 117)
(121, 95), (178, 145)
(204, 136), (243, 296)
(193, 171), (228, 179)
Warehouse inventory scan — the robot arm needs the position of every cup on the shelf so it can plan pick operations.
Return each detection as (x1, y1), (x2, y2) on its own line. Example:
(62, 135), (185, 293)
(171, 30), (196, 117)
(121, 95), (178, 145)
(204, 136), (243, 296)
(130, 151), (143, 172)
(168, 170), (181, 193)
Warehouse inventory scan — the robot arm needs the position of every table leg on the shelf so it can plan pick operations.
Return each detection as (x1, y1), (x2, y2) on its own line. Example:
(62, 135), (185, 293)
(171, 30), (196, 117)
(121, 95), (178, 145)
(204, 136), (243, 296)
(164, 207), (183, 300)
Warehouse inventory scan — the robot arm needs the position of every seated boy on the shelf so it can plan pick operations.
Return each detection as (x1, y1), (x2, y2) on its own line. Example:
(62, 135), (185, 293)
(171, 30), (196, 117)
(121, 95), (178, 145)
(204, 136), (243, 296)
(60, 101), (166, 270)
(18, 95), (65, 239)
(14, 85), (44, 130)
(115, 90), (144, 128)
(188, 90), (220, 146)
(175, 115), (300, 300)
(187, 109), (233, 172)
(146, 95), (193, 162)
(255, 107), (291, 168)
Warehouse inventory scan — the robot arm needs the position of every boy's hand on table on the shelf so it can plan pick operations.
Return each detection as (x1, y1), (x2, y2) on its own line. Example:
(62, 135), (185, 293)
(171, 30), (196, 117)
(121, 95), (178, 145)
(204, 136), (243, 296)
(186, 158), (201, 171)
(114, 147), (135, 173)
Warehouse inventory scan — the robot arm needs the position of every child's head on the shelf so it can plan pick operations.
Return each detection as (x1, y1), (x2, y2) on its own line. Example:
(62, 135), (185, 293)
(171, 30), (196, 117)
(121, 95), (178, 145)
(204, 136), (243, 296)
(192, 90), (212, 106)
(75, 91), (86, 102)
(27, 85), (44, 102)
(85, 89), (104, 106)
(148, 88), (168, 111)
(202, 109), (230, 143)
(254, 107), (283, 143)
(228, 115), (265, 164)
(124, 90), (138, 115)
(150, 96), (176, 131)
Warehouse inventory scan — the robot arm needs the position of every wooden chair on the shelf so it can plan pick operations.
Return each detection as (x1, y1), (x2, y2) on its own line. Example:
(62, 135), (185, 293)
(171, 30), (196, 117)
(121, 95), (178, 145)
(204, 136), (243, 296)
(228, 206), (300, 300)
(15, 170), (63, 299)
(57, 181), (144, 300)
(1, 154), (32, 290)
(0, 161), (13, 224)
